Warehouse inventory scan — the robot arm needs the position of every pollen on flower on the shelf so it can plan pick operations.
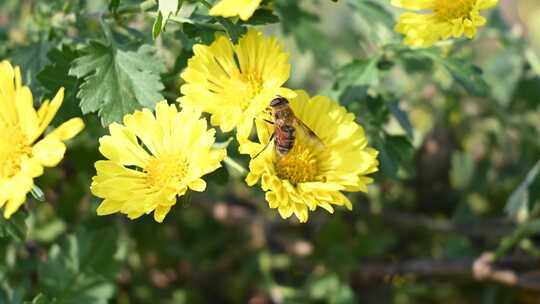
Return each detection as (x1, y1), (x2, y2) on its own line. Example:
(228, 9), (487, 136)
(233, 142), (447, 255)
(0, 126), (32, 178)
(91, 101), (226, 222)
(275, 142), (320, 185)
(232, 71), (264, 110)
(241, 73), (263, 99)
(434, 0), (475, 20)
(179, 28), (294, 140)
(241, 90), (379, 223)
(144, 154), (188, 190)
(392, 0), (498, 47)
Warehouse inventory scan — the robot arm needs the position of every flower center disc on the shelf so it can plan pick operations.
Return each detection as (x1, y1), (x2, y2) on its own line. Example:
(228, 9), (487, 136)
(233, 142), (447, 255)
(435, 0), (474, 20)
(144, 155), (188, 189)
(236, 72), (263, 110)
(0, 126), (32, 178)
(275, 141), (320, 185)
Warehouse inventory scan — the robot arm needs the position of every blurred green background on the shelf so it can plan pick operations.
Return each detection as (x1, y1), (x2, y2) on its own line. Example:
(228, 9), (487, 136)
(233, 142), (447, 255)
(1, 0), (540, 303)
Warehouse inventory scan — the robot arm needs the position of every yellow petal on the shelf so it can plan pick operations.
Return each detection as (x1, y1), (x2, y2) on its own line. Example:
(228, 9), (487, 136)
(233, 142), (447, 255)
(45, 117), (85, 141)
(99, 123), (149, 168)
(188, 179), (206, 192)
(2, 176), (32, 218)
(0, 61), (19, 126)
(209, 0), (262, 21)
(32, 88), (65, 142)
(153, 204), (172, 223)
(96, 199), (124, 215)
(15, 86), (39, 141)
(32, 139), (66, 167)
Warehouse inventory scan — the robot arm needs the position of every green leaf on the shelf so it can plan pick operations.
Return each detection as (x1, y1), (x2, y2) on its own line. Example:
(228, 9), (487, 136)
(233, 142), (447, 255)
(387, 100), (413, 138)
(440, 59), (489, 96)
(349, 0), (395, 28)
(274, 0), (333, 67)
(505, 160), (540, 219)
(238, 9), (279, 26)
(30, 293), (51, 304)
(335, 57), (380, 90)
(0, 211), (28, 242)
(69, 41), (166, 126)
(171, 11), (246, 43)
(175, 14), (223, 45)
(153, 11), (165, 40)
(374, 134), (413, 178)
(419, 50), (489, 96)
(215, 17), (247, 43)
(37, 45), (82, 122)
(10, 41), (53, 98)
(39, 227), (121, 304)
(108, 0), (120, 13)
(484, 47), (524, 105)
(153, 0), (183, 39)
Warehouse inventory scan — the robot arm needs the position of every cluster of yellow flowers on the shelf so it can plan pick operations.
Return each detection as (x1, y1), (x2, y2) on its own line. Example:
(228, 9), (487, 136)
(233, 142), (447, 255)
(91, 28), (379, 223)
(0, 0), (499, 223)
(178, 29), (379, 222)
(0, 29), (379, 223)
(210, 0), (498, 47)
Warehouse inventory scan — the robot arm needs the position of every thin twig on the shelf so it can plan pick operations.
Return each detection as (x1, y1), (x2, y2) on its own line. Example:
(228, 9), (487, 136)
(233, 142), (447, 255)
(353, 253), (540, 291)
(359, 206), (514, 238)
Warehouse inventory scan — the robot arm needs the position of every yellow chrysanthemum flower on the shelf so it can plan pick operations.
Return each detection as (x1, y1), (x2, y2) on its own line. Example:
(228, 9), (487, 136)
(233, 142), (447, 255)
(240, 91), (379, 223)
(209, 0), (262, 21)
(392, 0), (498, 48)
(0, 61), (84, 218)
(179, 28), (295, 141)
(91, 101), (226, 223)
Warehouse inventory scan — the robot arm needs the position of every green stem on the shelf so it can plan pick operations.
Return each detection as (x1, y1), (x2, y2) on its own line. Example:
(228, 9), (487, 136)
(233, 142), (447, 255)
(197, 0), (213, 9)
(223, 156), (247, 176)
(168, 16), (225, 31)
(493, 218), (540, 261)
(99, 13), (115, 45)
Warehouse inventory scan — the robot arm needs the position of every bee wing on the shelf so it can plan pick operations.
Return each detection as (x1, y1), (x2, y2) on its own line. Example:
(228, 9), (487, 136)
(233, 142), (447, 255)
(294, 117), (324, 148)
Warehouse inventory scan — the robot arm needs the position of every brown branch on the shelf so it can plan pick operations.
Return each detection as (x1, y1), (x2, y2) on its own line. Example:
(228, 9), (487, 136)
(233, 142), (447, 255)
(198, 191), (516, 239)
(359, 206), (515, 238)
(353, 253), (540, 291)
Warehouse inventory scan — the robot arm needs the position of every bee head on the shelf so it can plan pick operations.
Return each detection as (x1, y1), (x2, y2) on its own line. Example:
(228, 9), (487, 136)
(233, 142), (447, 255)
(270, 96), (289, 108)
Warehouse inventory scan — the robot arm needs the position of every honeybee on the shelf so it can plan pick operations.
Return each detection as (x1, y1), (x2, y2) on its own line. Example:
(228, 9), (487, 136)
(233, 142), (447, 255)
(254, 96), (323, 159)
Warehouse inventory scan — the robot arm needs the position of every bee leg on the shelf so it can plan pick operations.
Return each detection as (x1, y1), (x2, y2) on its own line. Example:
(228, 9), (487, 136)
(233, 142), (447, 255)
(255, 114), (273, 125)
(253, 132), (275, 159)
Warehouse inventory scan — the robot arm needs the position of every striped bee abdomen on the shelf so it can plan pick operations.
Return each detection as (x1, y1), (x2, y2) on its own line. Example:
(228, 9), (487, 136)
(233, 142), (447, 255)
(275, 125), (295, 156)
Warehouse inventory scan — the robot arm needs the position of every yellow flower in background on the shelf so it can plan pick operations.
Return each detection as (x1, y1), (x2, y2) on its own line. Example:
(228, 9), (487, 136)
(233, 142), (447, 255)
(392, 0), (498, 48)
(240, 91), (379, 223)
(91, 101), (226, 223)
(209, 0), (262, 21)
(0, 61), (84, 218)
(179, 28), (295, 141)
